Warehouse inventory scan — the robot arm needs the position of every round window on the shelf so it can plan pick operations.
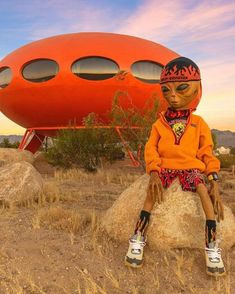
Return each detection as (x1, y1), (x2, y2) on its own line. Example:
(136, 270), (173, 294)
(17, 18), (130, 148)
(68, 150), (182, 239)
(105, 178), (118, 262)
(131, 61), (163, 84)
(22, 59), (59, 82)
(71, 57), (119, 80)
(0, 67), (13, 88)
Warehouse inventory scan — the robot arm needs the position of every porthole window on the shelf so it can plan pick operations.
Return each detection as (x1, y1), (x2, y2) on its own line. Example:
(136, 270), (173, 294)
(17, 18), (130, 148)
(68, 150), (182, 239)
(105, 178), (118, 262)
(22, 59), (59, 83)
(71, 57), (119, 81)
(131, 61), (163, 84)
(0, 67), (12, 88)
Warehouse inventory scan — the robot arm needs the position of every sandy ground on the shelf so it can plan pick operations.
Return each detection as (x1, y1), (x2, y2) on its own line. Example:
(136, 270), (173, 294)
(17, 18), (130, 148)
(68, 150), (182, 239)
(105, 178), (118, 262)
(0, 155), (234, 294)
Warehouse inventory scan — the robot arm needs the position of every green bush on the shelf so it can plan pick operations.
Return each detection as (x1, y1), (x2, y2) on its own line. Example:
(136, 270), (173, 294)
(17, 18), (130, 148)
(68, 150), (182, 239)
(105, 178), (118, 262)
(45, 113), (123, 171)
(109, 91), (159, 168)
(230, 147), (235, 156)
(0, 138), (20, 148)
(216, 154), (235, 168)
(45, 93), (159, 172)
(211, 132), (217, 150)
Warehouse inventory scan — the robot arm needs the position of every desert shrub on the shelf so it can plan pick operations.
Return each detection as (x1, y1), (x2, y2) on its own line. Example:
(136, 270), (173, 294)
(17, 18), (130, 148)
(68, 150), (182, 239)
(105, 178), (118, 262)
(230, 147), (235, 156)
(0, 138), (20, 148)
(216, 154), (235, 168)
(45, 92), (159, 171)
(109, 91), (159, 168)
(45, 113), (123, 171)
(211, 132), (217, 150)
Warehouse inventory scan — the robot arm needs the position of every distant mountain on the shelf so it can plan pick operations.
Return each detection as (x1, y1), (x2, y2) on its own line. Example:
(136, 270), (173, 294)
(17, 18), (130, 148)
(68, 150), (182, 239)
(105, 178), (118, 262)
(211, 129), (235, 148)
(0, 135), (23, 143)
(0, 129), (234, 148)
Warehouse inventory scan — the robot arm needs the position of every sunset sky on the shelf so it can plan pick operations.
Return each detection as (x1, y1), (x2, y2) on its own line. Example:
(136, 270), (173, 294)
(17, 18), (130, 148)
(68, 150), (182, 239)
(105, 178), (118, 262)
(0, 0), (235, 134)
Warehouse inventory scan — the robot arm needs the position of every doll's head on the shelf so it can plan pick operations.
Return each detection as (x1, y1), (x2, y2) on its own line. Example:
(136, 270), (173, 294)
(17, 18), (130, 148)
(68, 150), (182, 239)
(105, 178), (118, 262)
(160, 57), (202, 110)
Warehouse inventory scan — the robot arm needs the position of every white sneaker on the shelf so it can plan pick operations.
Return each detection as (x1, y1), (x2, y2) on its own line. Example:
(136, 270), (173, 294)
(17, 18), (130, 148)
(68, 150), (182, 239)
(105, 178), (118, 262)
(124, 233), (146, 268)
(205, 240), (225, 276)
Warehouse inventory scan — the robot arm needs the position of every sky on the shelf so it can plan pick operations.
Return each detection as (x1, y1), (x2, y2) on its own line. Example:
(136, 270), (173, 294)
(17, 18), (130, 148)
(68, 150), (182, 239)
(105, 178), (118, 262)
(0, 0), (235, 134)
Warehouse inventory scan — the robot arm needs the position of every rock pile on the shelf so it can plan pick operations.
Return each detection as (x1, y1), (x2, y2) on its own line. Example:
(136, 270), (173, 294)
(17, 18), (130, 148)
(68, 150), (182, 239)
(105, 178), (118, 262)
(0, 149), (43, 207)
(0, 148), (34, 166)
(102, 174), (235, 250)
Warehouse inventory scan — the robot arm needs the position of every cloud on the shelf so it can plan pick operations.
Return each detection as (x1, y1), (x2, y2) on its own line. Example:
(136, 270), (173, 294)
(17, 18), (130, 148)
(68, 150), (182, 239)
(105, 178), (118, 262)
(116, 0), (235, 45)
(115, 0), (235, 125)
(1, 0), (129, 42)
(1, 0), (235, 132)
(200, 57), (235, 88)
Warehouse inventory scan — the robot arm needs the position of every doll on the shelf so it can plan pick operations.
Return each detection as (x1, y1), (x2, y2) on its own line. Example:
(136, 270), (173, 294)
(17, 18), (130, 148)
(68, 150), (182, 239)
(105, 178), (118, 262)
(125, 57), (225, 276)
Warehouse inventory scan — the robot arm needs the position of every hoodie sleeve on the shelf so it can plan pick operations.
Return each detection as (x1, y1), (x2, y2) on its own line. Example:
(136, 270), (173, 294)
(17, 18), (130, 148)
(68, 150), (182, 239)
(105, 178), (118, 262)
(144, 122), (161, 174)
(196, 118), (220, 175)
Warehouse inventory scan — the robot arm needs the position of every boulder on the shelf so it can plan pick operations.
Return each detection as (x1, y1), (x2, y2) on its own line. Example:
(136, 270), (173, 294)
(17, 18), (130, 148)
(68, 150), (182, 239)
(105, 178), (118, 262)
(102, 174), (235, 250)
(0, 148), (34, 166)
(0, 161), (44, 207)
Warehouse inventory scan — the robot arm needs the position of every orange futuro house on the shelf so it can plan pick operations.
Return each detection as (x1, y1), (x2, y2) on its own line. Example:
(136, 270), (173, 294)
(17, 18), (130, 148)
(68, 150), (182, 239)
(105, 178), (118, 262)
(0, 32), (182, 154)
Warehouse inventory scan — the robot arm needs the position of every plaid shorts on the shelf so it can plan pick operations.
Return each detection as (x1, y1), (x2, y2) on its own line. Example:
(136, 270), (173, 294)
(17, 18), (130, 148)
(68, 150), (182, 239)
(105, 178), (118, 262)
(159, 168), (205, 192)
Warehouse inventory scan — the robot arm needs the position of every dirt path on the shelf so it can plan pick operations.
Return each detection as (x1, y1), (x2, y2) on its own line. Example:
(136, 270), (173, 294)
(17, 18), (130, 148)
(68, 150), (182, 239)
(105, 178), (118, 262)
(0, 157), (234, 293)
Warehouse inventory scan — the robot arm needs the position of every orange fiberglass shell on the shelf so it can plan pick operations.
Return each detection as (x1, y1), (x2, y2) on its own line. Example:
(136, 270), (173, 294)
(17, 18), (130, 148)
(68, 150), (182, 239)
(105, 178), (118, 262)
(0, 32), (196, 153)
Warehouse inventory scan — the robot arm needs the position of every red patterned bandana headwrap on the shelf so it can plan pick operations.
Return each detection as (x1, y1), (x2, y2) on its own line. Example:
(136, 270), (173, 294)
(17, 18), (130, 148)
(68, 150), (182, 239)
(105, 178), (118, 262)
(160, 57), (201, 84)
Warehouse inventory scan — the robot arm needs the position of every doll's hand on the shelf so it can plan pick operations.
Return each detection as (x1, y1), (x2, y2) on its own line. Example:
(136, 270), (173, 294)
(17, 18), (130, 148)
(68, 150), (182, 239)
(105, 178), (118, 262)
(209, 181), (224, 222)
(147, 171), (164, 204)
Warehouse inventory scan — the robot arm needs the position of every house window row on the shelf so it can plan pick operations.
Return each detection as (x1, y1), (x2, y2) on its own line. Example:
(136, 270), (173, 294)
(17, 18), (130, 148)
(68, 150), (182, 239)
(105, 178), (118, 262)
(0, 57), (163, 88)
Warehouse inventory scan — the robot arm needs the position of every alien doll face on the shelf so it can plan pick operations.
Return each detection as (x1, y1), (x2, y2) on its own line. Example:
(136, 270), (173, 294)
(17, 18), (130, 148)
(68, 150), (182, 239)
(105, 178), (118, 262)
(160, 57), (201, 110)
(161, 80), (201, 110)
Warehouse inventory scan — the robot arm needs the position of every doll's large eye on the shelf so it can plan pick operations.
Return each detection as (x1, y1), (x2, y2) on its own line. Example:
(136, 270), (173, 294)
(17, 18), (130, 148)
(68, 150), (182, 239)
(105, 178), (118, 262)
(176, 84), (189, 91)
(161, 86), (170, 93)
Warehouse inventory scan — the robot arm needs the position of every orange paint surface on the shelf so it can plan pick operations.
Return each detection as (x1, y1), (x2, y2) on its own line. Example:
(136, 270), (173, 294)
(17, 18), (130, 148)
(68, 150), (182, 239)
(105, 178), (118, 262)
(0, 32), (182, 134)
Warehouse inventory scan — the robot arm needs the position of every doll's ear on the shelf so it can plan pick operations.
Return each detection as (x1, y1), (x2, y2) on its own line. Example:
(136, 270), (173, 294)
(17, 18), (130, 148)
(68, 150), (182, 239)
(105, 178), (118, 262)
(188, 81), (202, 110)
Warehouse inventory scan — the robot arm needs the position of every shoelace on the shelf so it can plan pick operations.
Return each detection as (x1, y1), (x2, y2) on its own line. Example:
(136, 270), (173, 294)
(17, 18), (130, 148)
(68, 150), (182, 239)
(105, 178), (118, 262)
(130, 241), (145, 254)
(129, 237), (146, 252)
(206, 239), (222, 261)
(131, 242), (144, 250)
(206, 247), (221, 261)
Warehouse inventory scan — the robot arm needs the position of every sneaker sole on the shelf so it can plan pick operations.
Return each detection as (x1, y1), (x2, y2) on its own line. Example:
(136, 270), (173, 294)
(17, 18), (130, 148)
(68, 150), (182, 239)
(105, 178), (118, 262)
(206, 268), (226, 277)
(124, 258), (143, 268)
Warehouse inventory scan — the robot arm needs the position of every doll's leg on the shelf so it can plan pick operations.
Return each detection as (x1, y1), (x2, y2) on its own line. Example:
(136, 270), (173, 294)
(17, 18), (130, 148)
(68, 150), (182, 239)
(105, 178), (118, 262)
(124, 189), (157, 268)
(196, 183), (216, 245)
(134, 189), (157, 236)
(142, 187), (157, 212)
(196, 183), (225, 275)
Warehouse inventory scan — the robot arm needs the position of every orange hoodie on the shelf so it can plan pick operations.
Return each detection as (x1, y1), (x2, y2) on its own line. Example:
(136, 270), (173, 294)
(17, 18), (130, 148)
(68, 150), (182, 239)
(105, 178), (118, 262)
(144, 111), (220, 175)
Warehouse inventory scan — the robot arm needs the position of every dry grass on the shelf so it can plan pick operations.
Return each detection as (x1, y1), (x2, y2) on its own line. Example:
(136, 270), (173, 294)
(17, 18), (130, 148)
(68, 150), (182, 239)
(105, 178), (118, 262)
(0, 245), (9, 259)
(54, 167), (140, 187)
(0, 165), (234, 293)
(1, 167), (140, 211)
(32, 206), (95, 235)
(33, 168), (235, 293)
(0, 267), (46, 294)
(76, 267), (107, 294)
(104, 267), (120, 289)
